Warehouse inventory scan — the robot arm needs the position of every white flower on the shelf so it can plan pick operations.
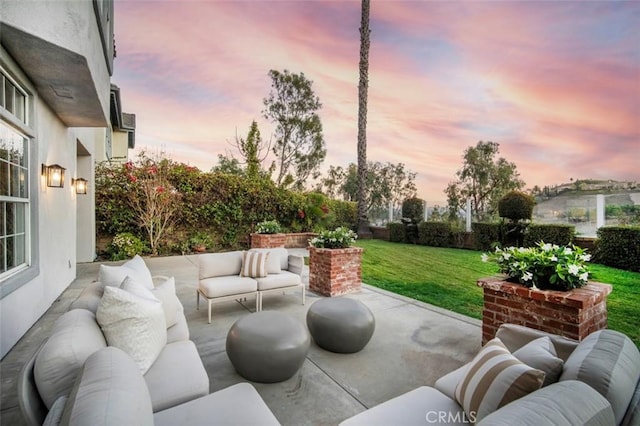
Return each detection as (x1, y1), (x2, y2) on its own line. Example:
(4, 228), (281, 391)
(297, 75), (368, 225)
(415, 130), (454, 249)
(518, 247), (528, 253)
(481, 254), (489, 263)
(550, 255), (558, 262)
(580, 254), (591, 262)
(579, 272), (589, 282)
(502, 253), (512, 260)
(522, 272), (533, 282)
(541, 243), (552, 252)
(568, 264), (580, 276)
(564, 247), (573, 255)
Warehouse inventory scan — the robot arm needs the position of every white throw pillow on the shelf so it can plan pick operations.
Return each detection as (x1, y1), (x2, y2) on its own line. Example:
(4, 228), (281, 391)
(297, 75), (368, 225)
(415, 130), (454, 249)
(249, 248), (282, 274)
(151, 277), (180, 328)
(96, 286), (167, 374)
(99, 255), (154, 289)
(455, 337), (545, 422)
(239, 251), (268, 278)
(513, 336), (564, 387)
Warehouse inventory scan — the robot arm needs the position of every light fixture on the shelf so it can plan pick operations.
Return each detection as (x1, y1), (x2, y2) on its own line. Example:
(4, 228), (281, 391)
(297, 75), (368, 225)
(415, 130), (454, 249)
(72, 178), (88, 195)
(42, 164), (66, 188)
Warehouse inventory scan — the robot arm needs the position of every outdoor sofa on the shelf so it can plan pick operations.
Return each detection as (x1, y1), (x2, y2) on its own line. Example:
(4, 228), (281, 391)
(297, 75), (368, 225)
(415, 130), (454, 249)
(18, 255), (278, 425)
(341, 323), (640, 425)
(197, 247), (305, 323)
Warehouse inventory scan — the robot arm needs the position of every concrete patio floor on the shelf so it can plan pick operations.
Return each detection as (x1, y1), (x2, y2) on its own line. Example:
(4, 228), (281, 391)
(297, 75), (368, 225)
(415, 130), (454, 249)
(0, 251), (482, 425)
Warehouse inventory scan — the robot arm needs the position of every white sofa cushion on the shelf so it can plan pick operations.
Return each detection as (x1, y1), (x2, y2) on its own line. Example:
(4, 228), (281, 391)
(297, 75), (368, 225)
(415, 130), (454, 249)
(560, 329), (640, 424)
(513, 336), (564, 387)
(151, 277), (180, 328)
(477, 380), (615, 426)
(455, 338), (544, 422)
(34, 309), (107, 409)
(99, 255), (154, 289)
(42, 396), (67, 426)
(97, 286), (167, 374)
(240, 251), (268, 278)
(143, 340), (209, 412)
(198, 251), (243, 278)
(199, 276), (257, 298)
(249, 248), (287, 274)
(59, 347), (154, 426)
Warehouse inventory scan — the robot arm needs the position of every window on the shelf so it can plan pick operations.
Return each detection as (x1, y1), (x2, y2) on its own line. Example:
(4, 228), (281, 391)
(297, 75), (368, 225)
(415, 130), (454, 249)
(1, 69), (30, 281)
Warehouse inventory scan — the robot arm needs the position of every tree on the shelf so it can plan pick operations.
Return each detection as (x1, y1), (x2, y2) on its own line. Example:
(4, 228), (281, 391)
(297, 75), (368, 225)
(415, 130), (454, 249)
(230, 120), (272, 179)
(262, 69), (326, 190)
(357, 0), (372, 237)
(445, 141), (525, 221)
(211, 154), (243, 175)
(319, 161), (416, 213)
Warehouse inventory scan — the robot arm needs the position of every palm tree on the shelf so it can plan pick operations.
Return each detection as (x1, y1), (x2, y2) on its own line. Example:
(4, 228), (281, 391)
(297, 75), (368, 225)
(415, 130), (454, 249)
(357, 0), (372, 238)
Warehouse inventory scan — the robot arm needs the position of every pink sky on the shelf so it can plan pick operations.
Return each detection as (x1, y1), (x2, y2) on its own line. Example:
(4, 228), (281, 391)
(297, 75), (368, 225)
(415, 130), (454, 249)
(112, 0), (639, 203)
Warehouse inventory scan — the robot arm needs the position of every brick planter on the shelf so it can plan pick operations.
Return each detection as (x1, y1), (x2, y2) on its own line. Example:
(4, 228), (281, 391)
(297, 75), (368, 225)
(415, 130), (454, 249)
(309, 246), (363, 297)
(477, 276), (612, 344)
(250, 233), (286, 248)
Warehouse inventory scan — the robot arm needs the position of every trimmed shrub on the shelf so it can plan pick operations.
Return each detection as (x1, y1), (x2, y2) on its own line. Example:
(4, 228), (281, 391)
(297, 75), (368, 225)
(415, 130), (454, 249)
(498, 191), (535, 223)
(108, 232), (147, 261)
(594, 226), (640, 272)
(523, 224), (575, 247)
(402, 197), (424, 224)
(418, 222), (452, 247)
(472, 222), (503, 251)
(387, 222), (406, 243)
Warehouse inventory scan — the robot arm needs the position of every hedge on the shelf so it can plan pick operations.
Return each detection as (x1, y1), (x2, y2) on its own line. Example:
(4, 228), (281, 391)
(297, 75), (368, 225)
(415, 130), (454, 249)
(523, 224), (575, 247)
(472, 222), (503, 251)
(418, 222), (452, 247)
(594, 226), (640, 272)
(387, 222), (406, 243)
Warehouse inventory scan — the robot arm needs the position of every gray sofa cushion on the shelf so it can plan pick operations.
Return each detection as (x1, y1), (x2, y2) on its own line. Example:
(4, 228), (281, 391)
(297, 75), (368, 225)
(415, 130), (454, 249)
(199, 275), (257, 298)
(477, 380), (615, 426)
(198, 251), (243, 279)
(512, 336), (564, 387)
(68, 281), (104, 312)
(154, 383), (279, 426)
(495, 323), (579, 362)
(255, 270), (302, 291)
(434, 364), (470, 400)
(339, 386), (468, 426)
(60, 347), (154, 426)
(42, 396), (66, 426)
(250, 247), (289, 272)
(143, 340), (209, 412)
(34, 309), (107, 409)
(559, 329), (640, 424)
(622, 380), (640, 426)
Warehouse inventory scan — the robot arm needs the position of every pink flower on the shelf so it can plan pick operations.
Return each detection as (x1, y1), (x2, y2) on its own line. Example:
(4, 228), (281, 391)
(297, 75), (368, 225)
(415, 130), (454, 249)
(298, 210), (305, 219)
(148, 166), (158, 174)
(155, 186), (165, 193)
(125, 162), (134, 171)
(128, 175), (138, 183)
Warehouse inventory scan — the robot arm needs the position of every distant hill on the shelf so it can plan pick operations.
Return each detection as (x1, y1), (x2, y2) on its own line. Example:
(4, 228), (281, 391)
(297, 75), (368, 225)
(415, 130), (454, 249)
(535, 179), (639, 199)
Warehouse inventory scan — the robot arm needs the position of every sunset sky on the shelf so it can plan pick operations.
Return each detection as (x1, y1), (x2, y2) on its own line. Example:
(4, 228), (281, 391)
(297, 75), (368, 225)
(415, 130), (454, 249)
(112, 0), (639, 204)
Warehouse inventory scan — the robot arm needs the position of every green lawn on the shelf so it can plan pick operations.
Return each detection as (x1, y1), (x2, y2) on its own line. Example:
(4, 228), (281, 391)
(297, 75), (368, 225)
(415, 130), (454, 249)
(356, 239), (640, 346)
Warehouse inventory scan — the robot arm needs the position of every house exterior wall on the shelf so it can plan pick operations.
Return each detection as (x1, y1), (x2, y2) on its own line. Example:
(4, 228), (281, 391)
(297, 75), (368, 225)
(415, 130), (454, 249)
(0, 1), (113, 358)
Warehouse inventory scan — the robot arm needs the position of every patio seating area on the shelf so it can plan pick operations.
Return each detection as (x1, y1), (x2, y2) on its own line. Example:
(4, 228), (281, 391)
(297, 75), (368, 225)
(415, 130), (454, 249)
(0, 250), (483, 425)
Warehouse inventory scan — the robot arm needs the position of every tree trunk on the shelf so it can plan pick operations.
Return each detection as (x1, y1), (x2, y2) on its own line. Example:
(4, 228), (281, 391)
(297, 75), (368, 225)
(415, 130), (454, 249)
(357, 0), (372, 238)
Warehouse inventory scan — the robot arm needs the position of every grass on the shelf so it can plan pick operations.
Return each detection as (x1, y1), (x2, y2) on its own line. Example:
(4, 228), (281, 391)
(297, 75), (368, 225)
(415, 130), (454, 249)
(356, 239), (640, 346)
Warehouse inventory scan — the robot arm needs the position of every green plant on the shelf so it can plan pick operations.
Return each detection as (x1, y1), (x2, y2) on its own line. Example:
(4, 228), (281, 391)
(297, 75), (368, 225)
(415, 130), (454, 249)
(482, 242), (591, 290)
(309, 227), (357, 249)
(418, 222), (452, 247)
(255, 220), (282, 234)
(472, 222), (503, 251)
(188, 232), (213, 251)
(523, 224), (574, 247)
(594, 226), (640, 272)
(387, 222), (406, 243)
(402, 197), (424, 224)
(498, 191), (535, 223)
(109, 232), (147, 260)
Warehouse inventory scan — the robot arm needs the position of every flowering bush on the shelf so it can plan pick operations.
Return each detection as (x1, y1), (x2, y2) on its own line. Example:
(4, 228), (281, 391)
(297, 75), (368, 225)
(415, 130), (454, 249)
(309, 227), (357, 249)
(109, 232), (147, 260)
(255, 220), (282, 234)
(482, 242), (591, 290)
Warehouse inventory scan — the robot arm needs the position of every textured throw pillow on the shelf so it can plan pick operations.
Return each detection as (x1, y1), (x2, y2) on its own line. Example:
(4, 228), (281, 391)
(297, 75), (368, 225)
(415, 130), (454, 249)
(99, 255), (154, 289)
(150, 277), (180, 328)
(249, 248), (282, 274)
(455, 338), (545, 422)
(96, 286), (167, 374)
(513, 336), (564, 387)
(239, 251), (268, 278)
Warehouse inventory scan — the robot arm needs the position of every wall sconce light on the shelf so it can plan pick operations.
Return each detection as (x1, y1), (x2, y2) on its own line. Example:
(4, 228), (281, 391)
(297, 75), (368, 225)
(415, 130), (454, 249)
(42, 164), (66, 188)
(72, 178), (88, 195)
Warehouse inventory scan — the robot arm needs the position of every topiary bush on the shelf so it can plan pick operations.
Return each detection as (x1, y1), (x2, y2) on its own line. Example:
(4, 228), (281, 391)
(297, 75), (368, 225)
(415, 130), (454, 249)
(472, 222), (503, 251)
(498, 191), (535, 223)
(523, 224), (575, 247)
(594, 226), (640, 272)
(401, 197), (425, 224)
(387, 222), (406, 243)
(418, 222), (452, 247)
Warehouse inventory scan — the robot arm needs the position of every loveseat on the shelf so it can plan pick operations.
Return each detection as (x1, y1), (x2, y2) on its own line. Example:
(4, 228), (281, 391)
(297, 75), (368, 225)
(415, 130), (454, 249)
(341, 324), (640, 425)
(197, 247), (305, 323)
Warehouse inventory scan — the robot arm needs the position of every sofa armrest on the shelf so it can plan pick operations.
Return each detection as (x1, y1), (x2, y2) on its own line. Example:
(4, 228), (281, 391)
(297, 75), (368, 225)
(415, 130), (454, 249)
(496, 324), (579, 361)
(287, 255), (304, 276)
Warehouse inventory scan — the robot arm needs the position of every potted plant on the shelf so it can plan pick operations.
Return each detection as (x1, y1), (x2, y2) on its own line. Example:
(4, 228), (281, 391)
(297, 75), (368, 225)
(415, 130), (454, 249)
(189, 232), (213, 253)
(251, 220), (286, 248)
(309, 227), (363, 297)
(477, 241), (612, 343)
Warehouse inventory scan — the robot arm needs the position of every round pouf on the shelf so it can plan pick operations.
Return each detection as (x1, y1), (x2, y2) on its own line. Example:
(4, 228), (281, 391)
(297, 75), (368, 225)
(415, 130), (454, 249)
(307, 298), (375, 353)
(226, 311), (310, 383)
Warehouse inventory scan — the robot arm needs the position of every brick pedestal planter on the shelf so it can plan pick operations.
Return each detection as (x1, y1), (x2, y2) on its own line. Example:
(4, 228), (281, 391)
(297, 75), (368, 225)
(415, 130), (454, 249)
(309, 247), (363, 297)
(477, 276), (612, 344)
(250, 233), (286, 248)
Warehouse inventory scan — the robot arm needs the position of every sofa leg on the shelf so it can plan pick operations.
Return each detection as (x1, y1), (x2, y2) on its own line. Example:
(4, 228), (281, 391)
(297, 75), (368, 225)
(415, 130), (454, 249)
(302, 287), (305, 305)
(208, 300), (212, 324)
(256, 294), (260, 312)
(196, 290), (200, 310)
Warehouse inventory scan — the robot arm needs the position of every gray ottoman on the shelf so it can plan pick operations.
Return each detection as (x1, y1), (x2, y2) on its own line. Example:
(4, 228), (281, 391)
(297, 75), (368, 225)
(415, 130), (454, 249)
(226, 311), (310, 383)
(307, 298), (375, 353)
